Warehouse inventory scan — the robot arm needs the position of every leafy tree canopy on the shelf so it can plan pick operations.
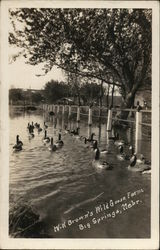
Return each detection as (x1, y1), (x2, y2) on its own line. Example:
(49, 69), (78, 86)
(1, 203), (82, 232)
(43, 80), (70, 103)
(9, 8), (151, 109)
(9, 88), (24, 102)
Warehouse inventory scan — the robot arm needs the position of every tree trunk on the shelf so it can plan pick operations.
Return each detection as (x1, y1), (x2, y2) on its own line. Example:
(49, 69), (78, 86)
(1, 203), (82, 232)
(98, 81), (103, 118)
(78, 94), (81, 106)
(111, 84), (115, 108)
(99, 97), (102, 117)
(106, 85), (110, 108)
(117, 91), (136, 120)
(106, 94), (109, 108)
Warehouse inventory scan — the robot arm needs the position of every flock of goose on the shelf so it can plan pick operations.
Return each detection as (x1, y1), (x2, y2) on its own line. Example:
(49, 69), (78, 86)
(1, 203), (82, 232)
(13, 121), (151, 174)
(13, 121), (64, 151)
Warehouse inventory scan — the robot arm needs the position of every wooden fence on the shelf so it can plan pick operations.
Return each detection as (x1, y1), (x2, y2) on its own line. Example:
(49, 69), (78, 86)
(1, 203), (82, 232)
(42, 104), (151, 154)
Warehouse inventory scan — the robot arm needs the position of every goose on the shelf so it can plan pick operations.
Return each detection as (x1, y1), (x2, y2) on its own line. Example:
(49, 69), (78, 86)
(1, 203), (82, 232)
(35, 122), (40, 128)
(31, 121), (34, 129)
(48, 137), (57, 151)
(44, 122), (48, 129)
(69, 128), (79, 136)
(38, 127), (42, 132)
(13, 135), (23, 151)
(55, 133), (64, 147)
(27, 123), (30, 130)
(72, 127), (80, 136)
(43, 130), (50, 143)
(116, 145), (130, 161)
(84, 133), (96, 144)
(28, 124), (34, 133)
(129, 147), (150, 164)
(69, 128), (84, 140)
(128, 153), (151, 172)
(92, 140), (110, 155)
(136, 154), (151, 165)
(92, 148), (112, 170)
(34, 122), (38, 127)
(64, 125), (70, 134)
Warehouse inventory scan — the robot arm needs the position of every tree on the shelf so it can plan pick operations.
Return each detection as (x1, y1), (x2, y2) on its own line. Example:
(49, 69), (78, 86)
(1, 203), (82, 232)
(67, 72), (82, 105)
(9, 88), (24, 103)
(43, 80), (70, 103)
(105, 84), (111, 108)
(80, 81), (101, 105)
(31, 92), (43, 104)
(9, 8), (151, 118)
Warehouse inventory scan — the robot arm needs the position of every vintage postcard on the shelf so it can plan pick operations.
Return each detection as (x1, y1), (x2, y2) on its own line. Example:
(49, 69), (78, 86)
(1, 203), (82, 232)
(0, 0), (159, 249)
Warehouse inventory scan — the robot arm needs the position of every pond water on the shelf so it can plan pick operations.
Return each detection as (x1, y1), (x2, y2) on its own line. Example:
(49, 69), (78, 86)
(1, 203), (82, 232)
(9, 107), (151, 238)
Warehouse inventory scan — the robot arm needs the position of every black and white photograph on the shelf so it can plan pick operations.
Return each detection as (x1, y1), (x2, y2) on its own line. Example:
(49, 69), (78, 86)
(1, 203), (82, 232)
(0, 0), (159, 249)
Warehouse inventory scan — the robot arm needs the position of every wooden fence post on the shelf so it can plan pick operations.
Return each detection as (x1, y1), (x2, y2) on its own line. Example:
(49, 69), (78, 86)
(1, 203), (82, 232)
(106, 131), (112, 143)
(77, 106), (80, 122)
(57, 116), (60, 128)
(57, 105), (60, 115)
(135, 111), (142, 154)
(62, 116), (64, 130)
(88, 126), (92, 139)
(62, 105), (65, 115)
(88, 107), (92, 126)
(68, 105), (72, 118)
(107, 109), (112, 131)
(76, 106), (80, 129)
(53, 105), (55, 112)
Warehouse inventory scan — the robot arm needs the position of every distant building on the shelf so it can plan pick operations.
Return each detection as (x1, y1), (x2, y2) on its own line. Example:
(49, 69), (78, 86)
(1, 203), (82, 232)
(56, 97), (75, 105)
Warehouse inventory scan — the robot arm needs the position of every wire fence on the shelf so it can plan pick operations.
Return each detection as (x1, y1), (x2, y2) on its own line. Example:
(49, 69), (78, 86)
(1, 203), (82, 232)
(43, 104), (151, 128)
(43, 104), (152, 150)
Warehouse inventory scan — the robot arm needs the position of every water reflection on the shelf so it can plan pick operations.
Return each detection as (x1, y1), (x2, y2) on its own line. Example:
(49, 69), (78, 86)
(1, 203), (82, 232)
(9, 107), (151, 238)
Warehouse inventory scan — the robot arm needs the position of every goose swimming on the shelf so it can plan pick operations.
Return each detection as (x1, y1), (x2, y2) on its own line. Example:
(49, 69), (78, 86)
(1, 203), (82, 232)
(116, 145), (130, 161)
(13, 135), (23, 151)
(55, 133), (64, 147)
(84, 133), (96, 144)
(92, 140), (110, 155)
(43, 130), (50, 143)
(92, 148), (112, 170)
(44, 122), (48, 129)
(128, 153), (151, 172)
(48, 137), (57, 151)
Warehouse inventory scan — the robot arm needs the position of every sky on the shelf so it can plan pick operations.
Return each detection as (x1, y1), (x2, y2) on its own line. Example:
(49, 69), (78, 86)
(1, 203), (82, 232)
(8, 47), (65, 90)
(8, 16), (65, 90)
(8, 47), (120, 96)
